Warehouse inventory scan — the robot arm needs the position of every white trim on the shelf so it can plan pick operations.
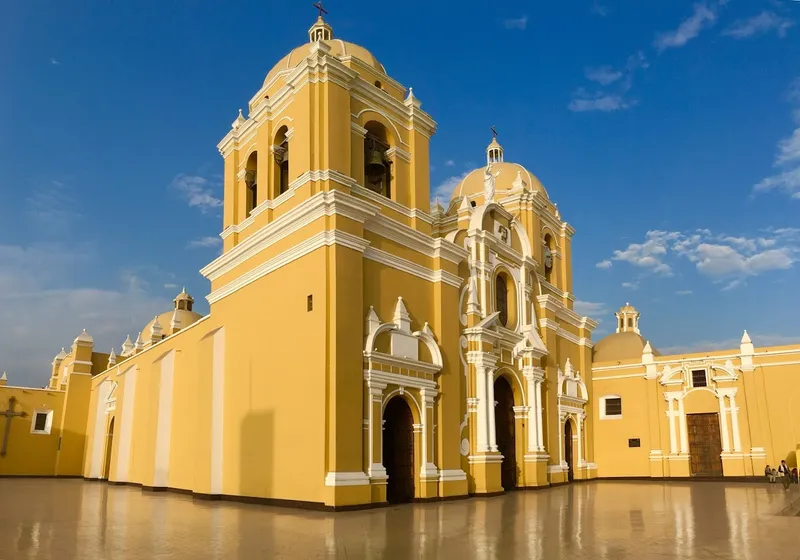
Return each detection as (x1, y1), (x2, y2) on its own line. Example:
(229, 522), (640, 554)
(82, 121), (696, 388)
(210, 328), (225, 495)
(438, 469), (467, 482)
(468, 454), (504, 464)
(364, 247), (463, 288)
(324, 471), (370, 487)
(364, 369), (438, 392)
(153, 351), (175, 488)
(29, 409), (54, 435)
(72, 360), (94, 367)
(599, 395), (623, 420)
(115, 365), (137, 482)
(207, 230), (369, 305)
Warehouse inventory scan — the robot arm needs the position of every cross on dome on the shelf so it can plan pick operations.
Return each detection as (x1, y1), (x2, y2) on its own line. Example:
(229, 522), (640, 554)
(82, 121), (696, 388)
(309, 2), (333, 42)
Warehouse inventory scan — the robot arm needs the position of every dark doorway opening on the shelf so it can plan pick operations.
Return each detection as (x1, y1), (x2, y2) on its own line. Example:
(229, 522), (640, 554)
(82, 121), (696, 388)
(564, 420), (574, 482)
(103, 417), (115, 480)
(383, 397), (415, 504)
(495, 376), (517, 491)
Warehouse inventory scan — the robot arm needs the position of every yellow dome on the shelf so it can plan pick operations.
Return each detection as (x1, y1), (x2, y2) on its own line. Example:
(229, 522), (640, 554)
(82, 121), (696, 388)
(593, 332), (660, 363)
(143, 309), (203, 339)
(265, 39), (386, 86)
(451, 162), (549, 202)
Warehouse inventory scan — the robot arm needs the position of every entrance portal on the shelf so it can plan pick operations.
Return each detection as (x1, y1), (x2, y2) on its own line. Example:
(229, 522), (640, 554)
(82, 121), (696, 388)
(494, 377), (517, 491)
(103, 417), (115, 480)
(687, 413), (723, 477)
(564, 420), (574, 482)
(383, 397), (415, 504)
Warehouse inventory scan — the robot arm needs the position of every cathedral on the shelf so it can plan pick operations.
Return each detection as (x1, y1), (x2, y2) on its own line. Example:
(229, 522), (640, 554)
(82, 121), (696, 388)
(1, 14), (798, 510)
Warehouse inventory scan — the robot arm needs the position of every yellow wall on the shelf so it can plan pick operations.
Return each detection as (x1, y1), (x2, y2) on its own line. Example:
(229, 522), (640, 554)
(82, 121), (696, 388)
(0, 386), (65, 476)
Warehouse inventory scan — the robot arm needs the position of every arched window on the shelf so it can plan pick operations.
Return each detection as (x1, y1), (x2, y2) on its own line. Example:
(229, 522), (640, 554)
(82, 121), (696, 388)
(496, 275), (508, 327)
(273, 126), (290, 196)
(245, 152), (258, 216)
(543, 234), (554, 283)
(627, 318), (633, 328)
(364, 121), (392, 198)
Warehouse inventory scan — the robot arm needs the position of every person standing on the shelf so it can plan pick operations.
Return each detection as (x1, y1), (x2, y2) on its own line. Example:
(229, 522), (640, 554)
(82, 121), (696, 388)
(778, 460), (792, 490)
(765, 465), (773, 482)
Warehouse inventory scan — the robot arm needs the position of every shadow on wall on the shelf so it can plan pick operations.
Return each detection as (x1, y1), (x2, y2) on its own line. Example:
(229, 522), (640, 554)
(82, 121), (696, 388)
(785, 448), (797, 468)
(238, 411), (274, 501)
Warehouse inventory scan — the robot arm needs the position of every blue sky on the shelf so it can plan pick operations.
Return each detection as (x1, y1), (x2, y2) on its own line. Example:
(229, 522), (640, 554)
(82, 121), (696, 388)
(1, 0), (799, 385)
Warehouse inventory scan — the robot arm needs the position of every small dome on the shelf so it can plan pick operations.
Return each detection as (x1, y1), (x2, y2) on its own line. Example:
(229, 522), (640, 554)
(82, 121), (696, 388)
(142, 309), (202, 340)
(593, 332), (661, 363)
(450, 162), (549, 202)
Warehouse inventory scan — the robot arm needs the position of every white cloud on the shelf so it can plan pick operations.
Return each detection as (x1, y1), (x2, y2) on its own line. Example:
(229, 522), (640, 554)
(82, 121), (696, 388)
(570, 52), (647, 113)
(603, 228), (800, 287)
(596, 259), (613, 269)
(591, 1), (609, 16)
(50, 57), (60, 65)
(622, 281), (639, 290)
(187, 236), (222, 249)
(26, 180), (81, 234)
(676, 290), (693, 295)
(574, 300), (608, 319)
(753, 80), (800, 199)
(722, 11), (794, 39)
(431, 172), (469, 203)
(164, 283), (180, 290)
(0, 243), (175, 387)
(503, 16), (528, 30)
(568, 91), (632, 113)
(654, 2), (721, 52)
(170, 174), (223, 212)
(585, 66), (623, 86)
(660, 333), (800, 355)
(445, 160), (455, 167)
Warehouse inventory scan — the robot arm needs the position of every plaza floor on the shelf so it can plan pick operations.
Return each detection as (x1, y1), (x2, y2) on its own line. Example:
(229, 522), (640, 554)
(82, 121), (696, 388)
(0, 479), (798, 559)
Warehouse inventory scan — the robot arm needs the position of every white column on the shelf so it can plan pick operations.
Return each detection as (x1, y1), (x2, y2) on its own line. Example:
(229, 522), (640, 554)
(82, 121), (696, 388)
(487, 369), (498, 452)
(525, 375), (537, 452)
(666, 397), (677, 454)
(577, 413), (584, 466)
(368, 384), (386, 477)
(729, 394), (742, 452)
(420, 388), (438, 477)
(536, 380), (545, 451)
(718, 394), (731, 453)
(678, 397), (688, 454)
(476, 366), (489, 452)
(479, 242), (488, 317)
(519, 266), (528, 326)
(557, 414), (564, 465)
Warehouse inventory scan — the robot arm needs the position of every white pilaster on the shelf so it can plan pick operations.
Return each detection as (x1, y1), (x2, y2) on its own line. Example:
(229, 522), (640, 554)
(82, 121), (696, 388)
(476, 366), (489, 452)
(420, 388), (438, 479)
(729, 393), (742, 453)
(367, 382), (386, 479)
(665, 395), (677, 454)
(487, 369), (498, 452)
(718, 394), (731, 453)
(479, 241), (488, 317)
(677, 396), (688, 454)
(89, 380), (113, 479)
(577, 413), (585, 466)
(115, 366), (138, 482)
(535, 380), (545, 451)
(525, 375), (537, 452)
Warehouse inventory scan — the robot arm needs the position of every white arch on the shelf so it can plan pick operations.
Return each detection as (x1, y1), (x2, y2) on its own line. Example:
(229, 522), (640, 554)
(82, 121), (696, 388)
(412, 329), (443, 369)
(494, 366), (527, 406)
(353, 109), (408, 147)
(381, 388), (422, 421)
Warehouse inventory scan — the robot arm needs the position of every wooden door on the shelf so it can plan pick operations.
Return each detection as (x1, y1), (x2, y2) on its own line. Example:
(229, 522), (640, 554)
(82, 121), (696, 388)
(687, 413), (723, 477)
(494, 377), (517, 491)
(384, 397), (415, 504)
(564, 420), (574, 482)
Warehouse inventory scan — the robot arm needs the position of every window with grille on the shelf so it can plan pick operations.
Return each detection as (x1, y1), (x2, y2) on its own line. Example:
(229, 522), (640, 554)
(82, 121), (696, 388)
(603, 397), (622, 418)
(691, 369), (708, 388)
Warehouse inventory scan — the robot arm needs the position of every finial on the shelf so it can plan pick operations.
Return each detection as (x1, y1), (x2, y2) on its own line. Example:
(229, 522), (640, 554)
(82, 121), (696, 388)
(404, 87), (422, 109)
(0, 372), (6, 381)
(741, 330), (752, 344)
(491, 125), (498, 139)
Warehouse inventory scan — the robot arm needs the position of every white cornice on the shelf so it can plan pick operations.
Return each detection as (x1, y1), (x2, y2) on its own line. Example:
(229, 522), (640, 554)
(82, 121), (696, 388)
(540, 318), (595, 348)
(537, 294), (597, 332)
(364, 247), (463, 288)
(365, 215), (467, 265)
(350, 184), (433, 224)
(204, 189), (379, 281)
(207, 230), (370, 305)
(364, 368), (439, 388)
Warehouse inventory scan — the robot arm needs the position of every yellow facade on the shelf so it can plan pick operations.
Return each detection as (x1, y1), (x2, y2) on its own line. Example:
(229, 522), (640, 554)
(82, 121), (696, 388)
(2, 14), (798, 509)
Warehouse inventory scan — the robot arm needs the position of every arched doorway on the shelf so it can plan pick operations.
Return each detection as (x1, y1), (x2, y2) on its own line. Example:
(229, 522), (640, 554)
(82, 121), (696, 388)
(103, 417), (115, 480)
(383, 397), (414, 504)
(494, 376), (517, 491)
(564, 419), (574, 483)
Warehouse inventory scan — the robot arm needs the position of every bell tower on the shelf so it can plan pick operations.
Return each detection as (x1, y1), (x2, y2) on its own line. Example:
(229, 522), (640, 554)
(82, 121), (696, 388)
(215, 9), (438, 255)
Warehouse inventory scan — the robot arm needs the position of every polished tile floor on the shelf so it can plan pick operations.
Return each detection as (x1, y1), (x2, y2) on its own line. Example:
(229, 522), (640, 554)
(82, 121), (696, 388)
(0, 479), (798, 559)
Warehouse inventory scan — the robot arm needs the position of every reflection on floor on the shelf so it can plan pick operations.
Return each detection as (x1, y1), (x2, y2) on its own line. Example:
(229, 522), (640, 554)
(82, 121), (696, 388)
(0, 479), (797, 559)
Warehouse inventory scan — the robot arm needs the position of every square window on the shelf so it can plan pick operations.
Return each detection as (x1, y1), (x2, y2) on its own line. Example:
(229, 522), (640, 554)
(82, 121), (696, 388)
(31, 411), (52, 434)
(691, 369), (708, 388)
(604, 397), (622, 417)
(628, 438), (641, 448)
